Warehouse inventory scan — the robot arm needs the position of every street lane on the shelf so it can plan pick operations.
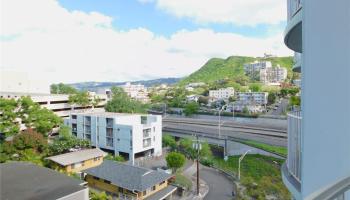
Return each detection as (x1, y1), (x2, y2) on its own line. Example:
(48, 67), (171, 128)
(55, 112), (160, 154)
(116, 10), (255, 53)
(201, 167), (234, 200)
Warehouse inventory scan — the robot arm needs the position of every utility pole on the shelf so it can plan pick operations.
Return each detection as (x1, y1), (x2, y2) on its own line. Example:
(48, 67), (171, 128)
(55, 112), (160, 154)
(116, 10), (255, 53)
(193, 134), (202, 196)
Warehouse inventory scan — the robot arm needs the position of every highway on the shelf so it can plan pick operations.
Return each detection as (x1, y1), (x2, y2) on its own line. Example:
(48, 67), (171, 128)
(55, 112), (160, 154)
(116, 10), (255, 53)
(162, 117), (287, 147)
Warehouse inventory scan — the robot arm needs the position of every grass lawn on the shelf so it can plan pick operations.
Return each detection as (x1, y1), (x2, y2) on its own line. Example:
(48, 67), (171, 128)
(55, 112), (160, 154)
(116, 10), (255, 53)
(241, 140), (287, 157)
(212, 154), (290, 200)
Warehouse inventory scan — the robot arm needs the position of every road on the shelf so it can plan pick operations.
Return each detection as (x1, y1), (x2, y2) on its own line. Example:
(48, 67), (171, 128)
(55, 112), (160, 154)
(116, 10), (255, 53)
(267, 98), (289, 116)
(163, 117), (287, 147)
(200, 167), (234, 200)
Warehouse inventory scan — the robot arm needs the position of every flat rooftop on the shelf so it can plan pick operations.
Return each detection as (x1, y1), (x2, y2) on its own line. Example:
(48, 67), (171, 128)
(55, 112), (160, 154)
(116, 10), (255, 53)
(70, 110), (154, 118)
(0, 162), (86, 200)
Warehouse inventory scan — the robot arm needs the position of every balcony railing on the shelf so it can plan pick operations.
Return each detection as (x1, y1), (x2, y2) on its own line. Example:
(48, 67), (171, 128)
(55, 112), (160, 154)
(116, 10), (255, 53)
(287, 110), (302, 183)
(287, 0), (302, 20)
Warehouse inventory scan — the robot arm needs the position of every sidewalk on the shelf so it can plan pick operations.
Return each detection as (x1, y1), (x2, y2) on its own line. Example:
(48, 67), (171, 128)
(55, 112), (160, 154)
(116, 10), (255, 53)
(181, 162), (209, 200)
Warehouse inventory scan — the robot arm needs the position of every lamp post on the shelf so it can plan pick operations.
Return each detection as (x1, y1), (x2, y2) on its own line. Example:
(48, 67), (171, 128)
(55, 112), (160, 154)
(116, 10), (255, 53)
(193, 134), (202, 196)
(218, 105), (227, 138)
(238, 149), (251, 181)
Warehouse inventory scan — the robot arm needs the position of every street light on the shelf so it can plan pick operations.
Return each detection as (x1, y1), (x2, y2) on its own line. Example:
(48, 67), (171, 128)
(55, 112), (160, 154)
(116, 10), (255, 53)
(238, 149), (251, 180)
(192, 134), (202, 196)
(218, 105), (227, 138)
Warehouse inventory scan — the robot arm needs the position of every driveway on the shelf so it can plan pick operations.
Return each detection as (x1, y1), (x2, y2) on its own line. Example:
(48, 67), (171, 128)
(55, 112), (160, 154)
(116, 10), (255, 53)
(200, 167), (234, 200)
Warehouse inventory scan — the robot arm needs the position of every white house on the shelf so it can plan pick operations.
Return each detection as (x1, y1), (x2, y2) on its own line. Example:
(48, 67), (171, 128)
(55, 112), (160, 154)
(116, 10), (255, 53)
(64, 111), (162, 165)
(122, 82), (149, 103)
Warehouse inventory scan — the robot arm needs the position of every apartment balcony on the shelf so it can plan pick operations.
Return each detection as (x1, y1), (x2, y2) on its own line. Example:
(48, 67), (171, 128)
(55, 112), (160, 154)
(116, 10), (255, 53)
(293, 52), (302, 72)
(284, 0), (302, 53)
(282, 110), (302, 199)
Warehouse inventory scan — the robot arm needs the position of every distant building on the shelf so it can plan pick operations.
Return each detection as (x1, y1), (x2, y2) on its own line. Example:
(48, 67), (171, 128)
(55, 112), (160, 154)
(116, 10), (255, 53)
(47, 148), (107, 173)
(0, 92), (107, 117)
(1, 162), (89, 200)
(236, 92), (268, 105)
(123, 82), (149, 103)
(185, 86), (194, 92)
(0, 71), (50, 94)
(64, 111), (162, 165)
(187, 82), (206, 88)
(186, 95), (199, 102)
(244, 61), (272, 80)
(209, 87), (234, 100)
(232, 102), (264, 113)
(83, 160), (176, 200)
(293, 79), (301, 88)
(260, 66), (288, 85)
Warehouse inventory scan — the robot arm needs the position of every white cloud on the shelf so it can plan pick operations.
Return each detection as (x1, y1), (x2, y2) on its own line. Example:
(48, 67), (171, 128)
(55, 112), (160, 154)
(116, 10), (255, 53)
(154, 0), (286, 26)
(1, 0), (291, 84)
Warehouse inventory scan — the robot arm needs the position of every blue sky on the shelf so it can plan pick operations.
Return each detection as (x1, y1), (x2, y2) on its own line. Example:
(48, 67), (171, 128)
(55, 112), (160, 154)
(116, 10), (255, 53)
(58, 0), (286, 38)
(2, 0), (291, 83)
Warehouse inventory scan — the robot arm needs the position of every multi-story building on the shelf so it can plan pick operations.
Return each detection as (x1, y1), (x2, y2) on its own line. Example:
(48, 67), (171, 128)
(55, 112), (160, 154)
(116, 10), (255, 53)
(236, 92), (268, 105)
(1, 162), (89, 200)
(47, 148), (107, 173)
(244, 61), (272, 80)
(123, 82), (149, 103)
(83, 160), (176, 200)
(209, 87), (235, 100)
(260, 66), (288, 85)
(64, 111), (162, 165)
(282, 0), (350, 199)
(0, 92), (107, 117)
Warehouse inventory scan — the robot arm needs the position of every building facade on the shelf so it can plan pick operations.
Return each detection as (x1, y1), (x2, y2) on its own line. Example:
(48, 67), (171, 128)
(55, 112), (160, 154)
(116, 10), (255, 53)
(209, 87), (235, 100)
(244, 61), (272, 80)
(64, 112), (162, 165)
(259, 66), (288, 85)
(47, 148), (107, 173)
(282, 0), (350, 199)
(0, 92), (107, 117)
(236, 92), (268, 105)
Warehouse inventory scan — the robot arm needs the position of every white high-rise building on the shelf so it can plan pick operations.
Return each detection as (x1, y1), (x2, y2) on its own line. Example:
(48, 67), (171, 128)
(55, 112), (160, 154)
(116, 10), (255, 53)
(282, 0), (350, 199)
(260, 66), (288, 85)
(236, 92), (268, 105)
(244, 61), (272, 80)
(64, 112), (162, 165)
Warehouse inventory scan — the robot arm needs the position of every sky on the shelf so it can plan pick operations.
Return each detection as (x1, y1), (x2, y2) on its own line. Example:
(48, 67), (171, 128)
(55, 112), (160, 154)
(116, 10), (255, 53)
(1, 0), (292, 84)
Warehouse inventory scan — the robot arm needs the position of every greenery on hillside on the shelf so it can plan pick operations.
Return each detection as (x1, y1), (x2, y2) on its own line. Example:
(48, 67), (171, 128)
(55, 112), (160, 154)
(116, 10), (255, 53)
(50, 83), (78, 94)
(179, 56), (294, 88)
(241, 140), (287, 157)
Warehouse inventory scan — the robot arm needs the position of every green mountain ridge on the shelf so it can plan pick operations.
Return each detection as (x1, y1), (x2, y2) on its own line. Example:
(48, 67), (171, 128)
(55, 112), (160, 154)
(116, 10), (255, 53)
(179, 56), (294, 86)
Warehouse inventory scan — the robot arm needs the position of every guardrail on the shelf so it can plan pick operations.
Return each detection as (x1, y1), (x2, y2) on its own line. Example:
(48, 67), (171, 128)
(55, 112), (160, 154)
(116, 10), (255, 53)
(287, 110), (302, 183)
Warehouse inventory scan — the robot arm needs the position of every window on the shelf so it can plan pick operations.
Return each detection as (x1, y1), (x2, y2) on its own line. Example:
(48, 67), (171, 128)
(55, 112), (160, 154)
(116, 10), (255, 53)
(152, 186), (156, 191)
(119, 187), (123, 193)
(160, 181), (166, 185)
(143, 191), (146, 196)
(72, 115), (77, 119)
(106, 138), (114, 147)
(153, 127), (155, 132)
(104, 180), (111, 184)
(93, 176), (99, 180)
(94, 157), (100, 161)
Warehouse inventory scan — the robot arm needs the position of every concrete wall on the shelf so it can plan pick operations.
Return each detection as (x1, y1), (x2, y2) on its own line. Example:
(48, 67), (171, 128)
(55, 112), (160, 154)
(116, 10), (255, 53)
(301, 0), (350, 198)
(59, 188), (89, 200)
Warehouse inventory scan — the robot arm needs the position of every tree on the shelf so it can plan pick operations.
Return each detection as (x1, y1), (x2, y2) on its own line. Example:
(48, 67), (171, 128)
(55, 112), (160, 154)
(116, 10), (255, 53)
(12, 129), (48, 153)
(0, 98), (20, 138)
(162, 134), (176, 150)
(68, 91), (90, 111)
(166, 152), (186, 173)
(50, 83), (77, 94)
(249, 83), (262, 92)
(289, 96), (301, 107)
(58, 125), (72, 140)
(91, 96), (102, 110)
(184, 102), (199, 116)
(198, 96), (209, 105)
(105, 86), (148, 113)
(48, 137), (91, 156)
(90, 191), (112, 200)
(268, 93), (277, 105)
(243, 106), (249, 114)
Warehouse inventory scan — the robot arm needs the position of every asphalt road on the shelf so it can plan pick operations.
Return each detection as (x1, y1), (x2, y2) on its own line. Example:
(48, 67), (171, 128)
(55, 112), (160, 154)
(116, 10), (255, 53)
(163, 123), (287, 147)
(201, 167), (234, 200)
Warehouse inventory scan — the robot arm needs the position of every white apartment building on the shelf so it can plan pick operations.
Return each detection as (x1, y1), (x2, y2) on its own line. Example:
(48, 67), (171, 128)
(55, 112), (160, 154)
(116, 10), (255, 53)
(187, 82), (206, 88)
(123, 82), (149, 103)
(260, 66), (288, 85)
(244, 61), (272, 79)
(64, 111), (162, 165)
(282, 0), (350, 199)
(0, 92), (107, 117)
(236, 92), (268, 105)
(209, 87), (235, 100)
